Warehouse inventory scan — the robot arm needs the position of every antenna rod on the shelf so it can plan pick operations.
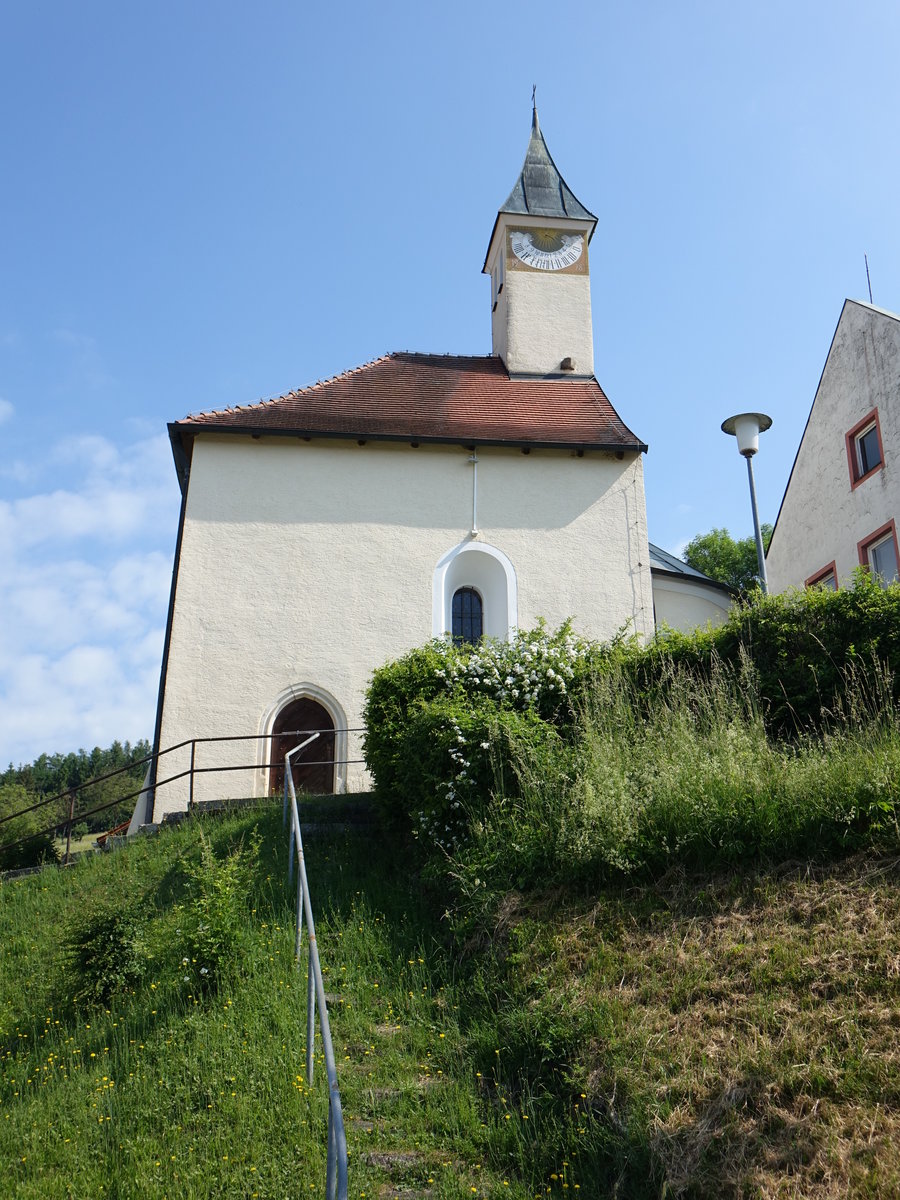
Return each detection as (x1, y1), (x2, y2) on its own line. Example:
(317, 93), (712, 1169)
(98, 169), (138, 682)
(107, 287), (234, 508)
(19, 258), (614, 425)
(865, 254), (873, 304)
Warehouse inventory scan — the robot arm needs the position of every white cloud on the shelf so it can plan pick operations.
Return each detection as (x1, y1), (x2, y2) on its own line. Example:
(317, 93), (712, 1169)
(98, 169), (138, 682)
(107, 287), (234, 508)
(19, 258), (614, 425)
(0, 432), (179, 765)
(0, 460), (34, 484)
(0, 433), (175, 554)
(0, 398), (13, 425)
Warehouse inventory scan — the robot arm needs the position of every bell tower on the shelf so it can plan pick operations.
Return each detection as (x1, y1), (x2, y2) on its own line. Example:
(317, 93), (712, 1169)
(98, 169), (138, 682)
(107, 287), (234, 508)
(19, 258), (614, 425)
(483, 105), (597, 378)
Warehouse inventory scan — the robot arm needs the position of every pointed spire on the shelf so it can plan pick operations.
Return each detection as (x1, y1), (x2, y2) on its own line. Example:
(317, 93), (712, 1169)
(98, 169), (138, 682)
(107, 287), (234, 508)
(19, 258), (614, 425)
(499, 104), (596, 223)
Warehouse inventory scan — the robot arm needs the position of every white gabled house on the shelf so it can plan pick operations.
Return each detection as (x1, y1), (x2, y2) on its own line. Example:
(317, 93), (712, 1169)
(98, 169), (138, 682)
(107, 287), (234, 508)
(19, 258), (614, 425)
(767, 299), (900, 593)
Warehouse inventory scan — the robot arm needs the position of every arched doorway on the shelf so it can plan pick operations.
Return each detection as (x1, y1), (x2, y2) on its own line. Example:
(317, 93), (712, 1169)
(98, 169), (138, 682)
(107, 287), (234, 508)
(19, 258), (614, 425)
(270, 697), (336, 796)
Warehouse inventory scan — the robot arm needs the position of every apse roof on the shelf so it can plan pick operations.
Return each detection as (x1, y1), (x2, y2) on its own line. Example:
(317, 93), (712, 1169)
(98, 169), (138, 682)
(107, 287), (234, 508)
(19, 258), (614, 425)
(648, 543), (733, 592)
(169, 352), (646, 476)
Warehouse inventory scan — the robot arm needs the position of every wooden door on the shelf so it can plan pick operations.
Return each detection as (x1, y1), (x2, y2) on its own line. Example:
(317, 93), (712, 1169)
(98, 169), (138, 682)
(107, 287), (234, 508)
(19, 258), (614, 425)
(270, 698), (336, 796)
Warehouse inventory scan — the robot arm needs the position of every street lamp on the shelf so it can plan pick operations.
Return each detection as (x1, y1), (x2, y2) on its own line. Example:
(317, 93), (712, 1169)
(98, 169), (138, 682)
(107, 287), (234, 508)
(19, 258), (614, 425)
(721, 411), (772, 593)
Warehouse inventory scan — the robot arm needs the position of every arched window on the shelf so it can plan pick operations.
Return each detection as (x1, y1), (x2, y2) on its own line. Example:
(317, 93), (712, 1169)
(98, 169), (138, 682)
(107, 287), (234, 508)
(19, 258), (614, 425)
(452, 587), (483, 645)
(433, 541), (517, 641)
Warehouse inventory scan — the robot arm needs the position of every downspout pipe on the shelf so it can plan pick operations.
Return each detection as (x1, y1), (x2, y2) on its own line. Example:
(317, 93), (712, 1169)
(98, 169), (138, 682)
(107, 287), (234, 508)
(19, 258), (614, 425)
(468, 451), (478, 536)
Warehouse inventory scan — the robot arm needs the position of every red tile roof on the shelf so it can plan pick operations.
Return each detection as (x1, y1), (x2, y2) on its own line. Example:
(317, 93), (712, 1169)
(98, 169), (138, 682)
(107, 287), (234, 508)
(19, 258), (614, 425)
(172, 353), (646, 452)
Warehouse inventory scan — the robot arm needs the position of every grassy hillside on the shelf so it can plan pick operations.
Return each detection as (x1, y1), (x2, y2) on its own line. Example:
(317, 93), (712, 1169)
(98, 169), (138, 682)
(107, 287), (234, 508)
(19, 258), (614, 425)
(2, 805), (898, 1198)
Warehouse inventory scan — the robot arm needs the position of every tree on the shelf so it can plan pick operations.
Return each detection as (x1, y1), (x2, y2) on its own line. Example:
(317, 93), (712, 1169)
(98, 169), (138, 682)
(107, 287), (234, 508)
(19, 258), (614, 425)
(682, 525), (773, 594)
(0, 783), (59, 871)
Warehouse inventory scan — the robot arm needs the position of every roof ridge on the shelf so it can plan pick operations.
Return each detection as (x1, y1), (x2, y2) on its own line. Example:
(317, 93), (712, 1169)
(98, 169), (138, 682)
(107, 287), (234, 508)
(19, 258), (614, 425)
(393, 350), (495, 361)
(283, 352), (394, 400)
(183, 353), (397, 420)
(183, 352), (504, 420)
(845, 297), (900, 322)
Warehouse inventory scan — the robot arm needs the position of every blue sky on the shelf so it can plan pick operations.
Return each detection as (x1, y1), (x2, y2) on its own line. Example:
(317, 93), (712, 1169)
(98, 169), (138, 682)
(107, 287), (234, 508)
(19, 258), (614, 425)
(2, 1), (899, 765)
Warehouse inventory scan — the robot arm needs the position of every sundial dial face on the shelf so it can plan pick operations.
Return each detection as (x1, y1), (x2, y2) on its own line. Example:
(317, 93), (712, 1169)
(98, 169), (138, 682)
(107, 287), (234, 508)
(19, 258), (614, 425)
(508, 227), (585, 272)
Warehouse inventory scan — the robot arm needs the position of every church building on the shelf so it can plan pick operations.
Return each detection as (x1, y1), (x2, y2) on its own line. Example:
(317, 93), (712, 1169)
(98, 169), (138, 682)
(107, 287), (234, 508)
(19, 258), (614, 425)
(144, 109), (724, 821)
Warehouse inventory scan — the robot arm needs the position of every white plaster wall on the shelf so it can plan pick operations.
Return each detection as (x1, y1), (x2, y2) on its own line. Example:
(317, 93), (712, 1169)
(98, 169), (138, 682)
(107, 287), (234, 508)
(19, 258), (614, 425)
(491, 275), (510, 368)
(505, 271), (594, 376)
(651, 576), (733, 632)
(767, 302), (900, 592)
(154, 437), (653, 817)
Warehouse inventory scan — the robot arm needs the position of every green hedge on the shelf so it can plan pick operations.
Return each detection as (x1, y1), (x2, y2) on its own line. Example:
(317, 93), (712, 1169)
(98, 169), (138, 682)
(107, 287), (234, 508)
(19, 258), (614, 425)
(650, 571), (900, 737)
(363, 577), (900, 881)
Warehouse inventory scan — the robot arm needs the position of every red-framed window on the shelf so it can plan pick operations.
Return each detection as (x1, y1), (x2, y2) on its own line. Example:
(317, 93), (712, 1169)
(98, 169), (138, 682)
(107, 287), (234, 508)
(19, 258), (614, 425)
(858, 519), (899, 586)
(805, 561), (838, 590)
(845, 408), (884, 489)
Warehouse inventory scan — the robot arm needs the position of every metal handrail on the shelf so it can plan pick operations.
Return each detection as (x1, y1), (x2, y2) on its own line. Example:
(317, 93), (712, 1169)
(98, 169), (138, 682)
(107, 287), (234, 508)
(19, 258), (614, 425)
(284, 735), (348, 1199)
(0, 727), (366, 862)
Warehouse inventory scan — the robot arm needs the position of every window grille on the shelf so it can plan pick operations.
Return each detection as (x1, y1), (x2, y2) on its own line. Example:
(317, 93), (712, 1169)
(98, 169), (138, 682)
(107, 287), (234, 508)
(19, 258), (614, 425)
(452, 587), (483, 645)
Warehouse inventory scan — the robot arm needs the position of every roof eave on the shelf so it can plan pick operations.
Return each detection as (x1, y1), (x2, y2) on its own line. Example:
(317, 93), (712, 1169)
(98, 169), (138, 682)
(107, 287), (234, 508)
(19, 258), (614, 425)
(649, 565), (735, 595)
(169, 421), (647, 462)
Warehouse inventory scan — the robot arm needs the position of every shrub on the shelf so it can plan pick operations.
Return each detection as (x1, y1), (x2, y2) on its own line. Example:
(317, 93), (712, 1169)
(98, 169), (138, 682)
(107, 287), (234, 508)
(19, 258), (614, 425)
(65, 900), (148, 1005)
(394, 694), (567, 858)
(175, 825), (261, 994)
(363, 588), (900, 903)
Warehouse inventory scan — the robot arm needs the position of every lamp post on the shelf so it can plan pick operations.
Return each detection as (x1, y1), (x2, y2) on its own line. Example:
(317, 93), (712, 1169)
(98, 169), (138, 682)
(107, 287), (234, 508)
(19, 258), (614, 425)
(721, 411), (772, 593)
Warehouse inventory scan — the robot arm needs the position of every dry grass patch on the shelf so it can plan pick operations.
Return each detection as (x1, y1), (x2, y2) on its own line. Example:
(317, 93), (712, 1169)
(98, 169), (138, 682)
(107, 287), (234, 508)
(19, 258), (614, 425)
(486, 853), (900, 1198)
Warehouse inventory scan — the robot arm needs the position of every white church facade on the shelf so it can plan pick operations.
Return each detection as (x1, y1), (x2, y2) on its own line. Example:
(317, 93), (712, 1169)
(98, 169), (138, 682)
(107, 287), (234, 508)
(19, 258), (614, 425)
(143, 109), (728, 822)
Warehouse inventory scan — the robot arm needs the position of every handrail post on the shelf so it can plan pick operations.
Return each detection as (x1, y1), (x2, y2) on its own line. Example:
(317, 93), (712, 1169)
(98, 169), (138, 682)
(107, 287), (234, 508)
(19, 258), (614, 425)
(326, 1107), (337, 1199)
(64, 789), (76, 865)
(307, 943), (316, 1083)
(283, 731), (347, 1199)
(287, 787), (295, 886)
(294, 862), (303, 961)
(188, 740), (196, 810)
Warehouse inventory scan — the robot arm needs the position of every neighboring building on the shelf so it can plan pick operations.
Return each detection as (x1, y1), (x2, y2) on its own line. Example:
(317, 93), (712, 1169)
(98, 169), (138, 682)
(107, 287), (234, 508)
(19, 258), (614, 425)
(648, 543), (733, 630)
(767, 300), (900, 593)
(142, 108), (726, 823)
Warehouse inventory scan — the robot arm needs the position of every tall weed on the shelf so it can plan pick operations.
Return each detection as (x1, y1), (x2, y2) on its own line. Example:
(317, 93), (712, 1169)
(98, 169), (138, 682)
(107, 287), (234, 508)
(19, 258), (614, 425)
(176, 824), (261, 993)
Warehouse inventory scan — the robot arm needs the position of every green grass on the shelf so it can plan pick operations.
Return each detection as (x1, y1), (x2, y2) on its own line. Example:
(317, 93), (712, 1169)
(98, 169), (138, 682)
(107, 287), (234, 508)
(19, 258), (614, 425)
(2, 805), (899, 1198)
(0, 808), (529, 1198)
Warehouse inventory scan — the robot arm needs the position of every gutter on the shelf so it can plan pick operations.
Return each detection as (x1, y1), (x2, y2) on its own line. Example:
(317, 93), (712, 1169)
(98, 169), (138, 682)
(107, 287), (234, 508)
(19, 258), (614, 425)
(649, 566), (735, 596)
(169, 422), (649, 466)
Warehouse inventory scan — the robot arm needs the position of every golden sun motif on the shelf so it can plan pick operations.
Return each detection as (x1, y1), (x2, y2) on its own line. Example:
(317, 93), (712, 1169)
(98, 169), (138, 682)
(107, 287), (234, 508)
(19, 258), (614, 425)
(531, 228), (567, 252)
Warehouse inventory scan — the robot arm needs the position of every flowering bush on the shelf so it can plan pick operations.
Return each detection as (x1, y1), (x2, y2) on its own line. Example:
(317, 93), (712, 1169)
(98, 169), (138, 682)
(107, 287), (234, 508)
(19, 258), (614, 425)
(363, 623), (605, 844)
